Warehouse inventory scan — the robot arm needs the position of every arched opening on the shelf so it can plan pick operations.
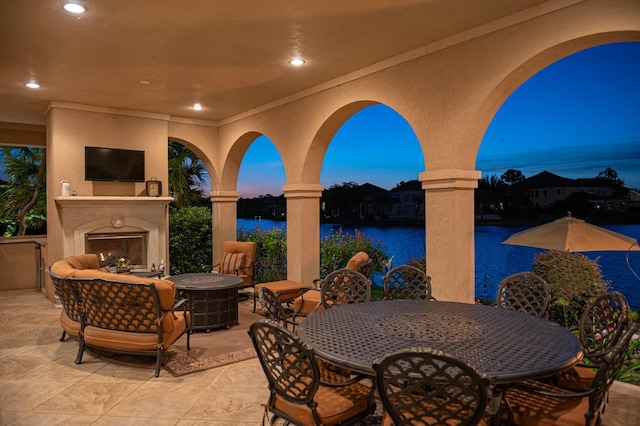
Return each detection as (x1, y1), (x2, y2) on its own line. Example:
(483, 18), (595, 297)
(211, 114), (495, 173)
(475, 41), (640, 310)
(166, 139), (213, 275)
(320, 104), (426, 277)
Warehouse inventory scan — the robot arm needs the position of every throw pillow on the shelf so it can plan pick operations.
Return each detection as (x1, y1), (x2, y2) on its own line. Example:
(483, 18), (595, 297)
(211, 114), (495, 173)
(221, 252), (245, 274)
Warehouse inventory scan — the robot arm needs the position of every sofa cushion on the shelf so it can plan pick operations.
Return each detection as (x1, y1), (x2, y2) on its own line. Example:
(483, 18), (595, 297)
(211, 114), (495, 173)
(83, 310), (188, 351)
(254, 280), (313, 301)
(50, 253), (102, 277)
(59, 310), (81, 337)
(293, 289), (323, 316)
(345, 251), (369, 272)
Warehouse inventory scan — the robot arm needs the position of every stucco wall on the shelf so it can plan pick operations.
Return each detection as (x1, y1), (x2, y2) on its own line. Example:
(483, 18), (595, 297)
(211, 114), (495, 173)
(0, 237), (46, 292)
(45, 105), (171, 270)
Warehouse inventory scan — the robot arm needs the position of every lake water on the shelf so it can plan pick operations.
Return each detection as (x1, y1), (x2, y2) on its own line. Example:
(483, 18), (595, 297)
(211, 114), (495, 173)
(238, 218), (640, 310)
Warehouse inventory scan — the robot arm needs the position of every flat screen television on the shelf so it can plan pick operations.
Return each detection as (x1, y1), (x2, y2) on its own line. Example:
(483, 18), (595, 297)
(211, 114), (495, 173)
(85, 146), (145, 182)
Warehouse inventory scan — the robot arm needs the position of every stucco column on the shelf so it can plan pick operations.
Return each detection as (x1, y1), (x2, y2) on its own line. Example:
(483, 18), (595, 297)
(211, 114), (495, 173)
(209, 191), (240, 265)
(420, 169), (481, 303)
(283, 184), (324, 284)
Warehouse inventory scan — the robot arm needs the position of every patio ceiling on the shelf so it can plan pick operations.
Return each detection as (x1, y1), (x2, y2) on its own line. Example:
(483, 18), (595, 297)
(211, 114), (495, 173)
(0, 0), (552, 126)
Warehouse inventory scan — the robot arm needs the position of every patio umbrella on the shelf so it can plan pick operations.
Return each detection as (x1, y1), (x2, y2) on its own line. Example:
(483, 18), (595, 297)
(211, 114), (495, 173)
(501, 213), (640, 252)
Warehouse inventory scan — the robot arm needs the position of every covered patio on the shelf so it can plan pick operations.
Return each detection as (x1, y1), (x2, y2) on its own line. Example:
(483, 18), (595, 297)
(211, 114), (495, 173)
(2, 3), (640, 424)
(1, 0), (638, 304)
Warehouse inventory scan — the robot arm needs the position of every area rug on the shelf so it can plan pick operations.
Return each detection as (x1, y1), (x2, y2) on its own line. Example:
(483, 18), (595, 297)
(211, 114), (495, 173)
(163, 296), (265, 376)
(163, 345), (256, 376)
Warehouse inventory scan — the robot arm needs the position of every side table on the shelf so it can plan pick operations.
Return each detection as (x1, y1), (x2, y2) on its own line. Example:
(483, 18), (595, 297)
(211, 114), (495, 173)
(167, 273), (243, 331)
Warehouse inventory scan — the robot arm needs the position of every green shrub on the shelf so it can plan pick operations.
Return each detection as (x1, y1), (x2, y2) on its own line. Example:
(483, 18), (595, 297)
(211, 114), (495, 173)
(319, 227), (389, 279)
(238, 226), (389, 284)
(238, 226), (288, 283)
(532, 250), (609, 329)
(168, 206), (212, 275)
(619, 328), (640, 385)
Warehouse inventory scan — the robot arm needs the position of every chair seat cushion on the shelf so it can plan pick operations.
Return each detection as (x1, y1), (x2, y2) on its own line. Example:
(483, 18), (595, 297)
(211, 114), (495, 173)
(273, 381), (372, 426)
(236, 274), (252, 288)
(293, 289), (322, 316)
(503, 380), (596, 426)
(381, 410), (491, 426)
(555, 365), (597, 390)
(60, 310), (81, 337)
(255, 280), (313, 302)
(83, 311), (188, 351)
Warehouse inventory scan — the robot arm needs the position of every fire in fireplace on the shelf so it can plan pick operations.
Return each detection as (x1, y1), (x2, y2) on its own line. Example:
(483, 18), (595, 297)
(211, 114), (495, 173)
(85, 232), (147, 268)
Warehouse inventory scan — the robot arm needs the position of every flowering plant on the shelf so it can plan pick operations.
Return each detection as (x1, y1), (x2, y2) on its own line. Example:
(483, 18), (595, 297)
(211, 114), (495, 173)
(116, 257), (129, 270)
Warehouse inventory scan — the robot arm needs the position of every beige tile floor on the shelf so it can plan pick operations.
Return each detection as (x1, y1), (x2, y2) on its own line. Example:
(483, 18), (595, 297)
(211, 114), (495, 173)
(1, 289), (638, 425)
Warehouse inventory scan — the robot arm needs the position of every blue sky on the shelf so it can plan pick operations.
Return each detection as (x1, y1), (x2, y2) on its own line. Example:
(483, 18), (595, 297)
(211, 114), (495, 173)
(237, 41), (640, 198)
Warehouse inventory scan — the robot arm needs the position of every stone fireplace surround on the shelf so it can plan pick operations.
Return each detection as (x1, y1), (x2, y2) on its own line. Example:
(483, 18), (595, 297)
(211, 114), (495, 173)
(55, 196), (173, 271)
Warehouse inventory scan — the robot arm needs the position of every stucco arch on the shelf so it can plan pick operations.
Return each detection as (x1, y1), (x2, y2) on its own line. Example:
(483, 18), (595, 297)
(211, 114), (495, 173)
(167, 136), (220, 192)
(465, 32), (640, 160)
(173, 5), (640, 298)
(219, 131), (274, 191)
(301, 101), (379, 184)
(167, 121), (220, 192)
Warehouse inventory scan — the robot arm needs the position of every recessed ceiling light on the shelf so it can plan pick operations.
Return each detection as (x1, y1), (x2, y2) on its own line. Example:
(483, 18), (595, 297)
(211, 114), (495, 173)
(192, 103), (203, 111)
(139, 80), (150, 85)
(25, 82), (40, 89)
(63, 3), (86, 14)
(289, 58), (305, 66)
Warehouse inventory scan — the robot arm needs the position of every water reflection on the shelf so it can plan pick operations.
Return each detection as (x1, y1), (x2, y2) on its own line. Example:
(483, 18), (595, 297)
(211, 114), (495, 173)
(238, 218), (640, 310)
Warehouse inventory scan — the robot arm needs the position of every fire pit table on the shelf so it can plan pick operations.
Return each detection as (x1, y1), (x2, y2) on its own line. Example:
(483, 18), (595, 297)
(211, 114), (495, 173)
(167, 273), (243, 331)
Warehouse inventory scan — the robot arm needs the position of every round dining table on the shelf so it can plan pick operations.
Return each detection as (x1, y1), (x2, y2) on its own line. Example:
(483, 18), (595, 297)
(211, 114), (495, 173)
(297, 299), (583, 384)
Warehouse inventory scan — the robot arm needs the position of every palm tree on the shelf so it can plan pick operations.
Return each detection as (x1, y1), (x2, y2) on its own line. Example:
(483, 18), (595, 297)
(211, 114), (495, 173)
(0, 147), (46, 236)
(168, 140), (207, 209)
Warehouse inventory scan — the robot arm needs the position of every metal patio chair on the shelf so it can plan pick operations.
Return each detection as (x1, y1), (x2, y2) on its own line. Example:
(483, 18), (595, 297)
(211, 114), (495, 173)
(248, 320), (376, 425)
(374, 348), (495, 425)
(496, 271), (551, 318)
(382, 264), (434, 300)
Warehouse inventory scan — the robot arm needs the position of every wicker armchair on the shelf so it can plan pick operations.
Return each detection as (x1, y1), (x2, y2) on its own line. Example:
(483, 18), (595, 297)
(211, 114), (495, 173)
(248, 320), (376, 425)
(555, 291), (630, 390)
(374, 348), (495, 426)
(503, 322), (638, 426)
(495, 271), (551, 318)
(382, 264), (434, 300)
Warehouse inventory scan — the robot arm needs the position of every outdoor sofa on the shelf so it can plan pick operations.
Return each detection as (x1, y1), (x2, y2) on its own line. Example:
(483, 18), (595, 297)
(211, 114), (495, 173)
(47, 253), (190, 376)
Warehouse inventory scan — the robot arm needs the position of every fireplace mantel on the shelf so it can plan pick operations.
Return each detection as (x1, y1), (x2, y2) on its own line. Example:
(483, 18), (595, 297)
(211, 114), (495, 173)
(55, 196), (173, 268)
(55, 196), (173, 207)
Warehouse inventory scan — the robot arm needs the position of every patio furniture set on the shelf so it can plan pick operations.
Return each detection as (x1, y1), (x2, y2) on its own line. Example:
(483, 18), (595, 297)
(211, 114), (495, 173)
(46, 244), (636, 423)
(253, 263), (637, 425)
(44, 241), (256, 376)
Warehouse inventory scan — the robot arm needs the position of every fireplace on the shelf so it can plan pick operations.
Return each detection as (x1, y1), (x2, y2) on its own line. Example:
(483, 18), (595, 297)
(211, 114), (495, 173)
(55, 196), (172, 272)
(85, 232), (147, 268)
